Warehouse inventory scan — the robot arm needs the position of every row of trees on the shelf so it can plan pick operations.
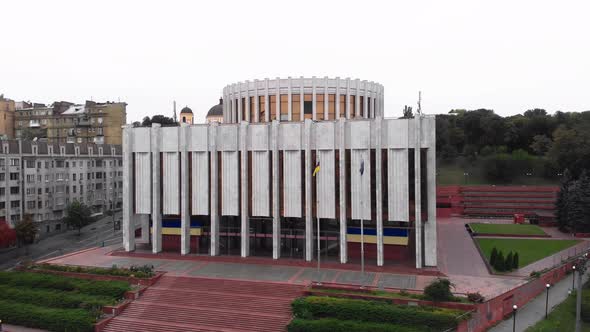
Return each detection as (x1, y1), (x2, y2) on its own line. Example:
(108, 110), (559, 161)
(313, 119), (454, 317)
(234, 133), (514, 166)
(490, 248), (519, 272)
(556, 170), (590, 232)
(436, 109), (590, 181)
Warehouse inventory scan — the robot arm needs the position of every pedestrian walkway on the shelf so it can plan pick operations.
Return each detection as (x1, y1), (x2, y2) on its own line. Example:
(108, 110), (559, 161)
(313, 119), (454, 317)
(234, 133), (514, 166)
(490, 267), (589, 332)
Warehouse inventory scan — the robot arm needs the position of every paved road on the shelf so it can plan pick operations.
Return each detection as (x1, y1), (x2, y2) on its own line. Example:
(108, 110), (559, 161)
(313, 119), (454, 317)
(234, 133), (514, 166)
(490, 266), (589, 332)
(0, 212), (122, 270)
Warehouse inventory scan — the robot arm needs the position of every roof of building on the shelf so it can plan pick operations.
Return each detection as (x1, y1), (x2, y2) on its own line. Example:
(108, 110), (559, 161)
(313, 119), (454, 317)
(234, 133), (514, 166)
(207, 98), (223, 118)
(62, 105), (86, 115)
(180, 106), (193, 114)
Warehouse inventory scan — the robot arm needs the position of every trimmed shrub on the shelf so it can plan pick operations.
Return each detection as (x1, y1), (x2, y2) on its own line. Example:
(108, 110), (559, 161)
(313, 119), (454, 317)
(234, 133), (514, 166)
(0, 284), (115, 311)
(424, 278), (454, 302)
(0, 271), (130, 298)
(513, 252), (519, 269)
(506, 252), (514, 271)
(490, 247), (498, 267)
(467, 292), (485, 303)
(288, 318), (429, 332)
(291, 296), (465, 331)
(495, 251), (505, 271)
(31, 263), (155, 278)
(0, 299), (95, 332)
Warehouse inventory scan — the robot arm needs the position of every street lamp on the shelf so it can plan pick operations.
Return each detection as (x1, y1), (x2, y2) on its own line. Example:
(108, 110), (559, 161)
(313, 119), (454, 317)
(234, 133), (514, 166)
(512, 304), (518, 332)
(573, 265), (576, 291)
(545, 283), (551, 319)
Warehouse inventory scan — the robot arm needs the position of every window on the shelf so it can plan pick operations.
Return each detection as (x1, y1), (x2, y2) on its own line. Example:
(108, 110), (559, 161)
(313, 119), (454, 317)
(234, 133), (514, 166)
(38, 188), (42, 195)
(56, 173), (64, 181)
(26, 188), (35, 195)
(56, 185), (65, 193)
(96, 172), (102, 179)
(72, 161), (76, 168)
(26, 160), (35, 168)
(0, 174), (5, 181)
(80, 185), (83, 195)
(72, 185), (76, 193)
(73, 173), (77, 181)
(56, 160), (64, 168)
(55, 223), (61, 231)
(304, 101), (313, 114)
(65, 161), (69, 168)
(10, 201), (20, 208)
(45, 161), (49, 168)
(10, 159), (19, 166)
(27, 201), (35, 209)
(37, 162), (41, 168)
(45, 187), (49, 194)
(10, 173), (18, 181)
(26, 174), (35, 183)
(37, 175), (41, 182)
(0, 202), (4, 209)
(10, 187), (19, 195)
(0, 188), (5, 196)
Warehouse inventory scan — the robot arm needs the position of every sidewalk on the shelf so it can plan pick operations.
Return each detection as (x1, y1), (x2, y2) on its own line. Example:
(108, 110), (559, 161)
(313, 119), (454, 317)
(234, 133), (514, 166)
(490, 268), (589, 332)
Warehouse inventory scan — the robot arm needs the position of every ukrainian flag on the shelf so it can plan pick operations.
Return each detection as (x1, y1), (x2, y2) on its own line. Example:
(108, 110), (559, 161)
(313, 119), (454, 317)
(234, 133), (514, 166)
(347, 227), (409, 246)
(151, 219), (202, 236)
(312, 162), (320, 177)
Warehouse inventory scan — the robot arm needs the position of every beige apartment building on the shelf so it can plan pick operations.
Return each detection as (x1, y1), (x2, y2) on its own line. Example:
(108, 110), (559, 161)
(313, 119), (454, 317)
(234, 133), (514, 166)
(0, 95), (15, 139)
(14, 100), (126, 145)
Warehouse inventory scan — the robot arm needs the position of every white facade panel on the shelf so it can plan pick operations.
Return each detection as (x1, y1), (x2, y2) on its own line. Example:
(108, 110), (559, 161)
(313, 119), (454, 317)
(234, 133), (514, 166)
(252, 151), (270, 216)
(189, 126), (209, 152)
(134, 152), (151, 214)
(316, 149), (335, 219)
(161, 127), (179, 152)
(249, 125), (269, 151)
(283, 150), (302, 217)
(222, 151), (239, 216)
(388, 149), (409, 221)
(191, 151), (209, 215)
(350, 149), (371, 220)
(162, 152), (179, 215)
(132, 128), (151, 152)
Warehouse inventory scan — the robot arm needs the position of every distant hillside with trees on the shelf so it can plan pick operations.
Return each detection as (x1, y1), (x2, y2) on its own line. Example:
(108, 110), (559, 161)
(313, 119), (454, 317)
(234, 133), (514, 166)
(435, 109), (590, 184)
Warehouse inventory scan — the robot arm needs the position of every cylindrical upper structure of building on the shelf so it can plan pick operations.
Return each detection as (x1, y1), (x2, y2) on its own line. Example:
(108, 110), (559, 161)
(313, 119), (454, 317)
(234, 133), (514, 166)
(222, 77), (384, 123)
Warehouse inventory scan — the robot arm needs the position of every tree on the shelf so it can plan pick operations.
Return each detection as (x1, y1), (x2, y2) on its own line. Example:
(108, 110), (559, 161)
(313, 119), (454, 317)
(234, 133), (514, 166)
(424, 278), (454, 302)
(14, 214), (37, 254)
(530, 135), (553, 156)
(132, 121), (141, 128)
(513, 252), (519, 269)
(506, 252), (514, 271)
(495, 251), (505, 271)
(64, 201), (93, 235)
(401, 105), (414, 119)
(141, 116), (152, 127)
(490, 247), (498, 267)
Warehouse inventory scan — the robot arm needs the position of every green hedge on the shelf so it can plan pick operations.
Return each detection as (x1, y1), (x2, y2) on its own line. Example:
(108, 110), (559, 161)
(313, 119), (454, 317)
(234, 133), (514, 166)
(0, 271), (130, 298)
(0, 284), (115, 311)
(288, 318), (430, 332)
(31, 263), (155, 278)
(0, 299), (95, 332)
(292, 296), (465, 331)
(581, 291), (590, 323)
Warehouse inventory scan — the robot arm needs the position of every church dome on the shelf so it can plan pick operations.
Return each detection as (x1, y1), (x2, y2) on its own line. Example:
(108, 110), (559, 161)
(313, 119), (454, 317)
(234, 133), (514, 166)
(180, 106), (193, 114)
(207, 98), (223, 117)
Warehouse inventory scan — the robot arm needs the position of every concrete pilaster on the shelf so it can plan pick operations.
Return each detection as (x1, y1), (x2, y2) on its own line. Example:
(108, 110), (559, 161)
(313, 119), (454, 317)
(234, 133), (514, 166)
(312, 76), (317, 121)
(264, 78), (270, 123)
(210, 122), (219, 255)
(304, 119), (313, 261)
(254, 79), (260, 123)
(324, 76), (329, 120)
(151, 124), (162, 253)
(300, 77), (304, 122)
(335, 77), (341, 119)
(355, 79), (361, 118)
(414, 116), (422, 268)
(275, 77), (281, 121)
(424, 146), (437, 266)
(180, 124), (190, 255)
(288, 77), (292, 121)
(122, 125), (135, 252)
(375, 118), (384, 266)
(140, 215), (150, 243)
(345, 78), (351, 119)
(363, 80), (369, 118)
(338, 118), (347, 263)
(245, 81), (250, 122)
(272, 121), (280, 259)
(237, 84), (242, 123)
(240, 122), (250, 257)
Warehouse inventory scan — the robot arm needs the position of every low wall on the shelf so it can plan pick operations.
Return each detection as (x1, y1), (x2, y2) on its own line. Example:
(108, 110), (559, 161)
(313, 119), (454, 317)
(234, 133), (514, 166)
(24, 268), (165, 287)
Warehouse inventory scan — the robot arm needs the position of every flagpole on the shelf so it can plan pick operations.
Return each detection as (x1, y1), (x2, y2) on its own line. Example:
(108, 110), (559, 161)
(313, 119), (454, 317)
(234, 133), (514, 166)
(360, 172), (365, 288)
(314, 161), (321, 285)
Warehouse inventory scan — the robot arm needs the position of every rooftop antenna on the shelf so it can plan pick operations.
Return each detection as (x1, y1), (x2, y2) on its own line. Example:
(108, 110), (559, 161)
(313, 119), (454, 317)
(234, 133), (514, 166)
(173, 101), (178, 123)
(417, 91), (422, 116)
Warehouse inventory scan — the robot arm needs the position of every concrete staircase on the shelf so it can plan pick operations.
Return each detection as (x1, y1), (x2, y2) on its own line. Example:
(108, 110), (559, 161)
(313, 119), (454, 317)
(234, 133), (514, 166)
(102, 276), (303, 332)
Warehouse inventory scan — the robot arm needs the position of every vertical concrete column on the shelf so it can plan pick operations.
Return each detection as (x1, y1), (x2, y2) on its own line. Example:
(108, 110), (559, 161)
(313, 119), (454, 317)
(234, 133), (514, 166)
(151, 124), (162, 253)
(264, 78), (270, 123)
(355, 79), (361, 118)
(122, 125), (135, 252)
(254, 79), (260, 123)
(375, 118), (384, 266)
(299, 77), (305, 122)
(245, 81), (250, 122)
(338, 118), (347, 263)
(424, 145), (437, 266)
(240, 122), (250, 257)
(222, 87), (227, 121)
(140, 215), (150, 243)
(380, 85), (385, 118)
(363, 80), (369, 119)
(370, 83), (376, 119)
(304, 119), (313, 261)
(324, 76), (329, 120)
(272, 121), (280, 259)
(345, 78), (351, 119)
(312, 76), (317, 121)
(237, 84), (242, 123)
(335, 77), (341, 119)
(210, 122), (220, 256)
(275, 77), (281, 122)
(287, 77), (293, 121)
(414, 116), (422, 268)
(180, 124), (190, 255)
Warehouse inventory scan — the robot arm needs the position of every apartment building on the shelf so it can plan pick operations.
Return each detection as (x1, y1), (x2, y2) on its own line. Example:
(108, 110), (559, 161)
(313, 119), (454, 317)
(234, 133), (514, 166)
(14, 100), (126, 145)
(0, 94), (15, 139)
(1, 140), (123, 238)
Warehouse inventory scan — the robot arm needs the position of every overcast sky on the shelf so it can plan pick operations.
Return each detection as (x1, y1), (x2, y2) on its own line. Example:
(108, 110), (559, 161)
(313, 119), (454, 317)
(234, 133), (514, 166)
(1, 0), (589, 123)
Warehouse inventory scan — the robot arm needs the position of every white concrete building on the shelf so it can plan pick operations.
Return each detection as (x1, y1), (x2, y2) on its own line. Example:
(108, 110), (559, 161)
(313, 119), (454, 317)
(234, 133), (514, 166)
(1, 140), (123, 237)
(123, 77), (436, 268)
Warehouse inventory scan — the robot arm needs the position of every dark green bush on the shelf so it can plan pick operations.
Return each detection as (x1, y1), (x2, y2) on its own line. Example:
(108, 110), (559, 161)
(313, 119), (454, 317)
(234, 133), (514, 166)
(0, 284), (115, 311)
(288, 318), (430, 332)
(0, 271), (130, 298)
(0, 299), (95, 332)
(423, 278), (454, 302)
(291, 296), (465, 331)
(581, 291), (590, 323)
(490, 247), (498, 267)
(32, 263), (154, 278)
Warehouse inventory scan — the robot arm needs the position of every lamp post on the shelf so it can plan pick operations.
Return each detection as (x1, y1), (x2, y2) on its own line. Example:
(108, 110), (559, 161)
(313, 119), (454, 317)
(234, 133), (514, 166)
(573, 265), (576, 291)
(545, 283), (551, 319)
(512, 304), (518, 332)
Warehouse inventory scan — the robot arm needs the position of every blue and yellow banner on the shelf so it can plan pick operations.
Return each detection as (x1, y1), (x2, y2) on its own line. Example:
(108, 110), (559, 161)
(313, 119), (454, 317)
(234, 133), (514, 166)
(347, 227), (409, 246)
(151, 219), (202, 236)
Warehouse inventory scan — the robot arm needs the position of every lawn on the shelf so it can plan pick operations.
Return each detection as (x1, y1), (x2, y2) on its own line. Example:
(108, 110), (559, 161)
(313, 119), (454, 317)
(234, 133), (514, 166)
(469, 223), (547, 236)
(437, 163), (559, 186)
(476, 238), (580, 269)
(525, 292), (590, 332)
